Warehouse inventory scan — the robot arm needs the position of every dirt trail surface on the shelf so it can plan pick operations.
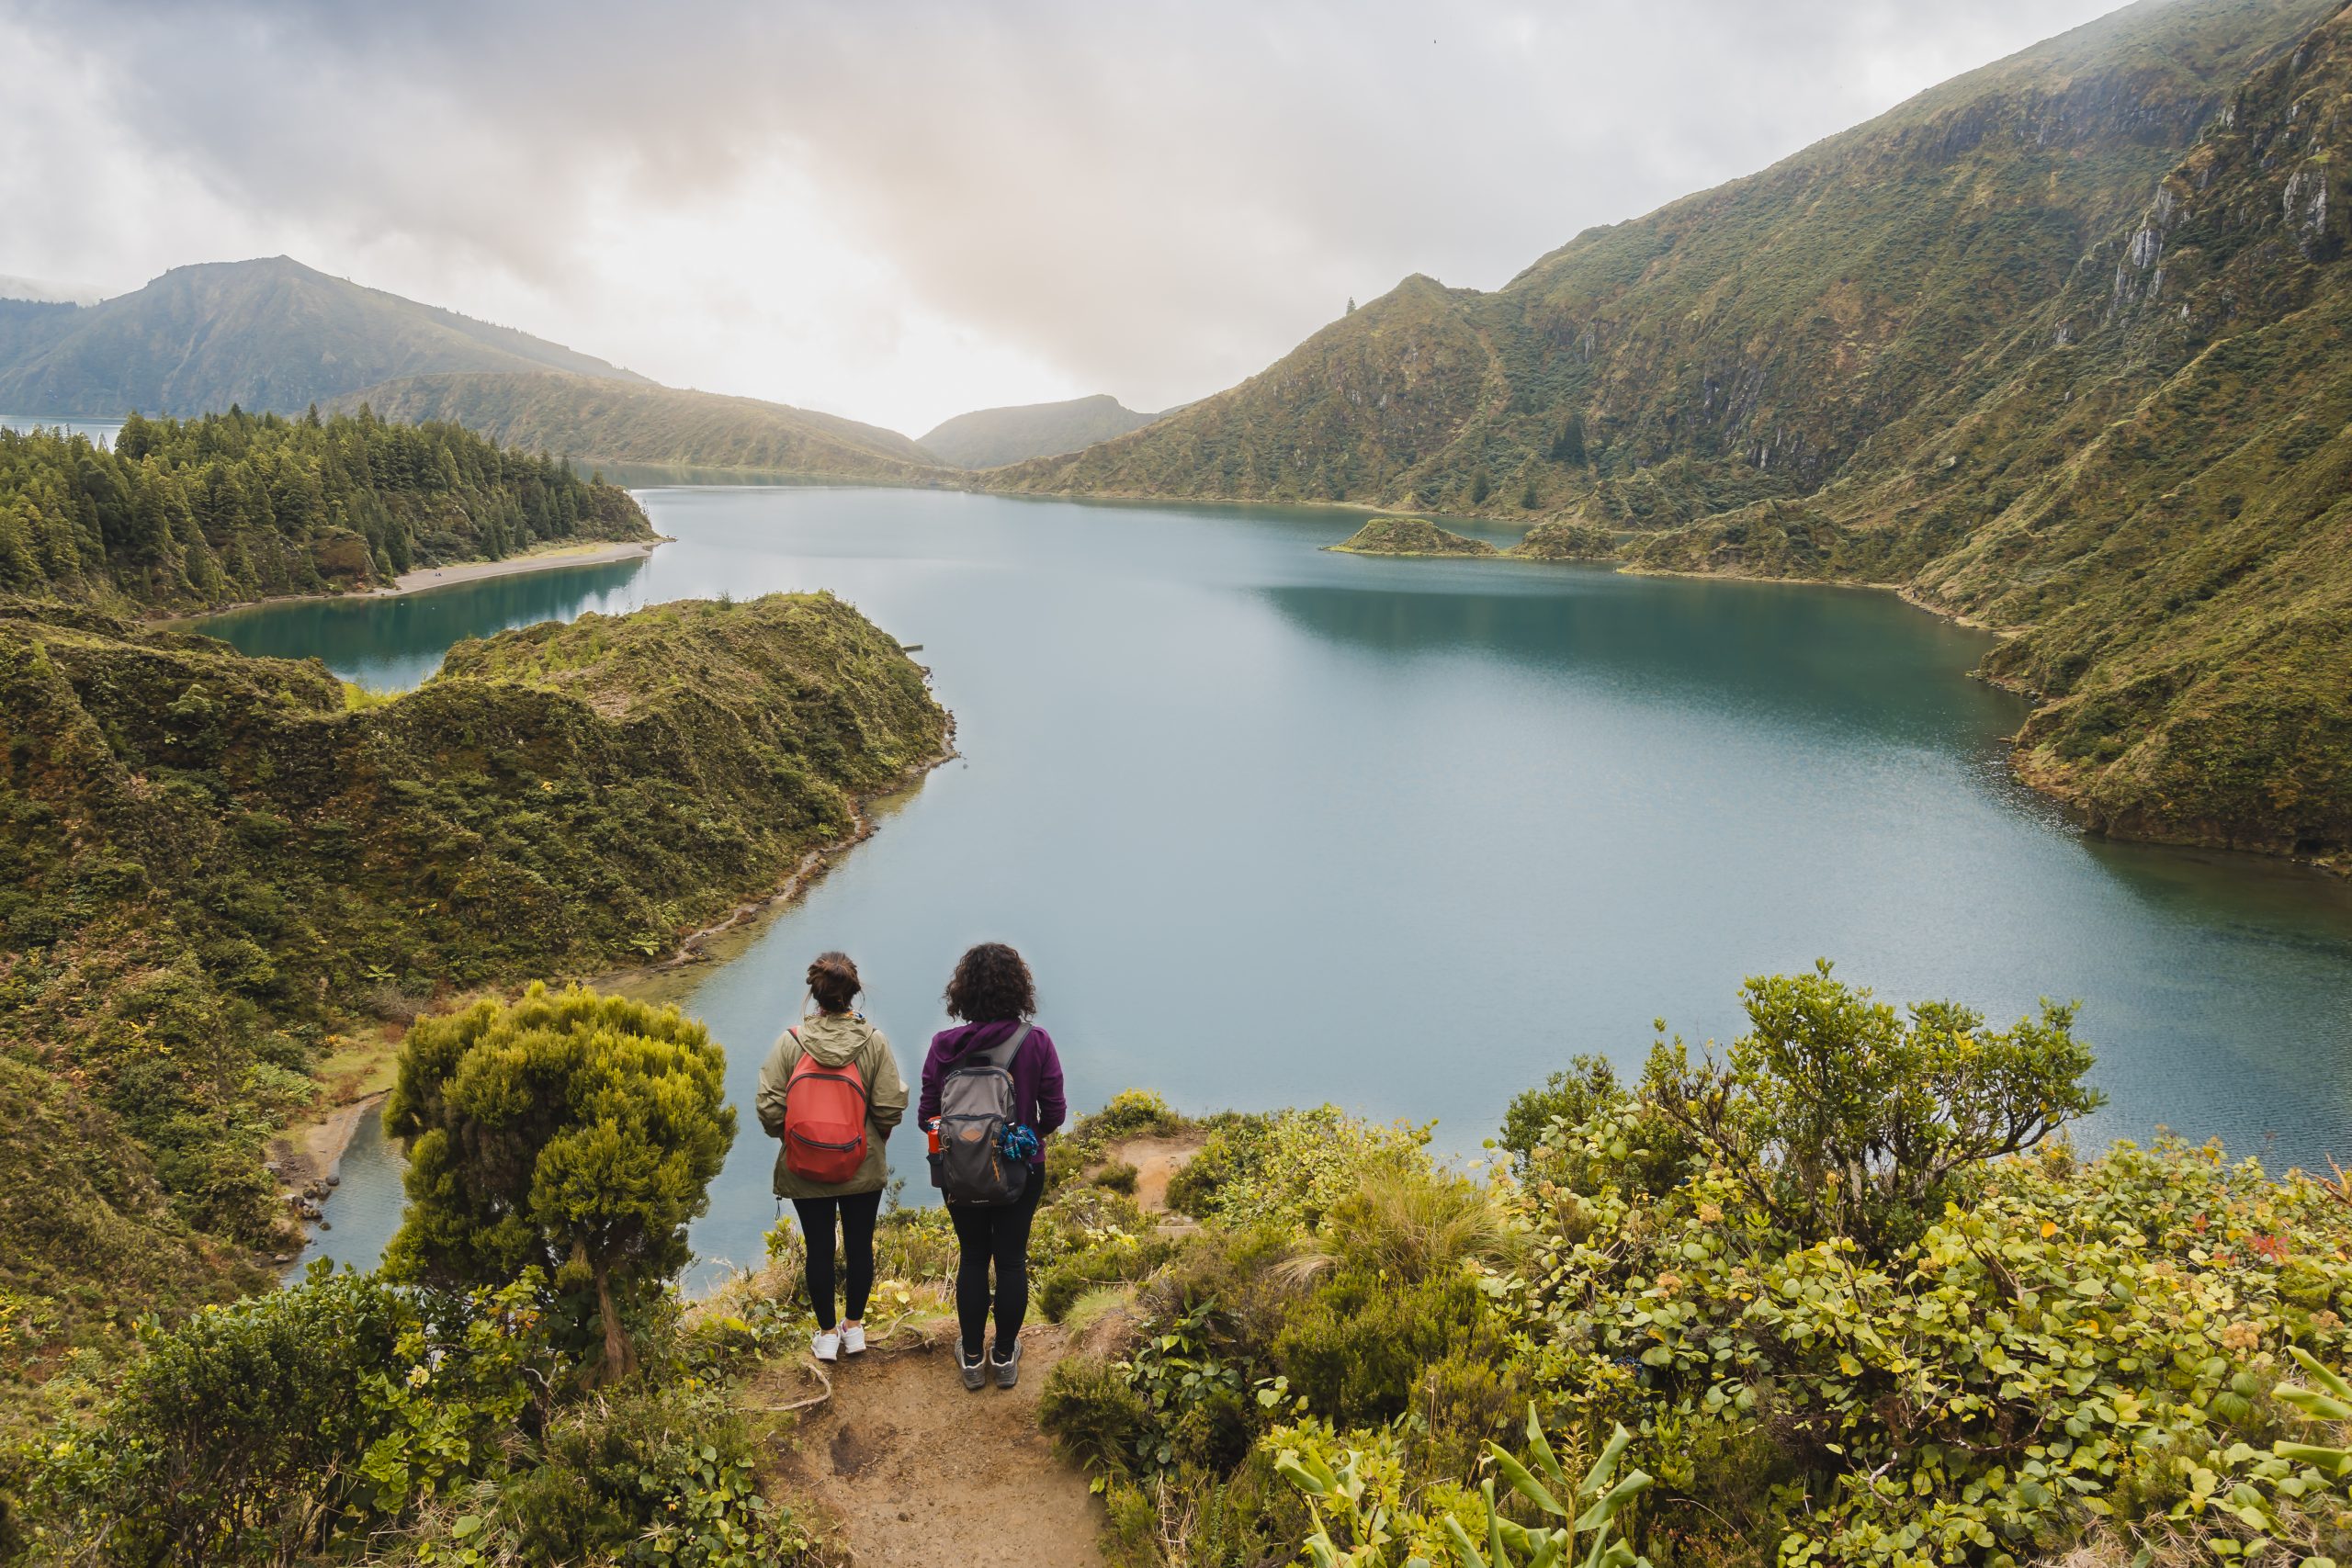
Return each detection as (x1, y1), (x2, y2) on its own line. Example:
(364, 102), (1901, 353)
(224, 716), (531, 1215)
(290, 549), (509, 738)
(771, 1318), (1106, 1568)
(1105, 1134), (1201, 1213)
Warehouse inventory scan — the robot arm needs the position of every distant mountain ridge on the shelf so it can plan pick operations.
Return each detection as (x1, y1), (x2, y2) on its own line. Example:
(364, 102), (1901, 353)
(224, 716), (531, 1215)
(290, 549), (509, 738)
(0, 257), (647, 418)
(0, 255), (978, 485)
(917, 393), (1159, 468)
(347, 373), (953, 484)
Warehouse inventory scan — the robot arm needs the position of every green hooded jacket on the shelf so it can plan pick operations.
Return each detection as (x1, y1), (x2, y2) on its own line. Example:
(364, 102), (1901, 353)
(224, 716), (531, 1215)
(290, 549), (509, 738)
(755, 1011), (909, 1200)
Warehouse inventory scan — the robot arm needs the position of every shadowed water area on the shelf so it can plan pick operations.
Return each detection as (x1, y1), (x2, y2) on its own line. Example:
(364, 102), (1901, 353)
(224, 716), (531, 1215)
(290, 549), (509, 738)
(191, 488), (2352, 1277)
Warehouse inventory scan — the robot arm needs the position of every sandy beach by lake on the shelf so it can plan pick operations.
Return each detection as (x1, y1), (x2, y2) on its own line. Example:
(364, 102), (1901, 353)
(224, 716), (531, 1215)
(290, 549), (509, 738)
(383, 537), (662, 596)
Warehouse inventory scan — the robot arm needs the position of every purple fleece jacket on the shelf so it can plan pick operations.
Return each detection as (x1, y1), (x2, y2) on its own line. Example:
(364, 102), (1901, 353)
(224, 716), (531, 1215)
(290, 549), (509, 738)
(918, 1019), (1067, 1166)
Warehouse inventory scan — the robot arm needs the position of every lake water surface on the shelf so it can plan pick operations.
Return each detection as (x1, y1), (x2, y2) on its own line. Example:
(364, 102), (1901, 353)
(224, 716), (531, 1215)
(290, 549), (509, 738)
(194, 487), (2352, 1277)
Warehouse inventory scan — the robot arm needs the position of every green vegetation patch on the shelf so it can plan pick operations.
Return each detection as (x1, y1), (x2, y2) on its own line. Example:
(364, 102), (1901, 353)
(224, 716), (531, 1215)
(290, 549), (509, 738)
(1328, 517), (1498, 558)
(0, 407), (652, 615)
(1035, 964), (2352, 1567)
(1505, 519), (1619, 560)
(0, 591), (944, 1382)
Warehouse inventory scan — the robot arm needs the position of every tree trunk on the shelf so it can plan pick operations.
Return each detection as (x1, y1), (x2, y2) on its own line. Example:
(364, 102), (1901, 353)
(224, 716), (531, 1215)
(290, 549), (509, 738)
(594, 1261), (634, 1383)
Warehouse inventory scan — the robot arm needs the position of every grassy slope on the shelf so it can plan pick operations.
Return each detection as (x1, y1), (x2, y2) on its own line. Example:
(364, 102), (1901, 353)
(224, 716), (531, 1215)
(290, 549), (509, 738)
(917, 393), (1160, 468)
(0, 593), (946, 1370)
(0, 257), (645, 418)
(346, 371), (956, 484)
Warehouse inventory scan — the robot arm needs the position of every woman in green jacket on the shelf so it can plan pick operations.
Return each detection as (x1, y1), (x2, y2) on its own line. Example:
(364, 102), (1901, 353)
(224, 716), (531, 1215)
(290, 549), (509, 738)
(755, 952), (909, 1362)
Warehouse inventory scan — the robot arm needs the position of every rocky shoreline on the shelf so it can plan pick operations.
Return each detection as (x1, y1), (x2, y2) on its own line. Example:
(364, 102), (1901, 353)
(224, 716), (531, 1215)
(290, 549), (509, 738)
(264, 1091), (384, 1263)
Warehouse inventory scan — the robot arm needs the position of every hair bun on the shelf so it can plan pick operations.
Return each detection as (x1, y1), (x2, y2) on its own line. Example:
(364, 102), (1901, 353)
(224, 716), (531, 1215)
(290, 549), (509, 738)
(806, 951), (861, 1013)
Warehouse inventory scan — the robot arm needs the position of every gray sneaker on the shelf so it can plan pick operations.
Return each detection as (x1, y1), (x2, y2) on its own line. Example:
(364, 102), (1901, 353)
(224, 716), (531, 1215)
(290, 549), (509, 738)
(991, 1337), (1023, 1389)
(958, 1343), (987, 1392)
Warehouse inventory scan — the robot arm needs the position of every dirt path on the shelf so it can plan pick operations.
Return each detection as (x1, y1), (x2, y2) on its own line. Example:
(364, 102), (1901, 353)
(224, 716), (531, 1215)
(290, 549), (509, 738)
(759, 1133), (1202, 1564)
(1104, 1134), (1201, 1213)
(768, 1318), (1105, 1568)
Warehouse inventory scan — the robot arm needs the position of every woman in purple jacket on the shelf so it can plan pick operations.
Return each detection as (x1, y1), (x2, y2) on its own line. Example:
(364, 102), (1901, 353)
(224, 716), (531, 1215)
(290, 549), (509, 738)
(920, 942), (1066, 1390)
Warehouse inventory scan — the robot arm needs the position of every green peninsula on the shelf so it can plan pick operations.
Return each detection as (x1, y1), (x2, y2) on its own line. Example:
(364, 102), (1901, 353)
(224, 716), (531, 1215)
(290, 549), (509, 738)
(0, 592), (945, 1364)
(1329, 516), (1498, 557)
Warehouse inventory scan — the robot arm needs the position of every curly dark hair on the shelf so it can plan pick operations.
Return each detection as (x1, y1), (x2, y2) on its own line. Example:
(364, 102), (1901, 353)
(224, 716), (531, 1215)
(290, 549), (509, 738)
(944, 942), (1035, 1022)
(806, 951), (861, 1014)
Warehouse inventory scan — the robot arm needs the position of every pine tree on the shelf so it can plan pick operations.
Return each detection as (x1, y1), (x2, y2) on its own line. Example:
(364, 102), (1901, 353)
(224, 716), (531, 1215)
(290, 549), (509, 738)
(1548, 413), (1589, 468)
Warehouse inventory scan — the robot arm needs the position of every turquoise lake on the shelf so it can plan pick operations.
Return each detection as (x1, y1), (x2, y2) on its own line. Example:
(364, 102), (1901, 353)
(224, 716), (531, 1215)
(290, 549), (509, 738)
(190, 487), (2352, 1278)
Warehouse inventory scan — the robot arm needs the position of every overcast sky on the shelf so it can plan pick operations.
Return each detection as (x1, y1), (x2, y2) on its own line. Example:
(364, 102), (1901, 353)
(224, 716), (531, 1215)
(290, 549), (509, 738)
(2, 0), (2125, 435)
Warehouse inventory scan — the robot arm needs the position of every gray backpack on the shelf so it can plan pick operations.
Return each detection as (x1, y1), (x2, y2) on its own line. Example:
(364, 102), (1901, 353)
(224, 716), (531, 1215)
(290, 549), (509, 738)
(933, 1024), (1031, 1206)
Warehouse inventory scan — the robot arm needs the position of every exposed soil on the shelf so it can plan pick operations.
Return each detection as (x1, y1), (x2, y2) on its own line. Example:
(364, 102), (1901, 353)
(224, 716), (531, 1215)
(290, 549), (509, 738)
(1101, 1134), (1204, 1214)
(766, 1316), (1105, 1568)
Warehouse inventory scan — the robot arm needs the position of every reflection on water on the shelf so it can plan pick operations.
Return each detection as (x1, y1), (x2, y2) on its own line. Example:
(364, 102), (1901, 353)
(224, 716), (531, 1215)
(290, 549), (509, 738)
(2, 412), (124, 448)
(199, 487), (2352, 1274)
(195, 557), (651, 690)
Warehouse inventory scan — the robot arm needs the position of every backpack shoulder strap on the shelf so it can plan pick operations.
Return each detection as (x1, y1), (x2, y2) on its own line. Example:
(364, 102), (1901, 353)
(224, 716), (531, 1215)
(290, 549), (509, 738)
(974, 1022), (1031, 1069)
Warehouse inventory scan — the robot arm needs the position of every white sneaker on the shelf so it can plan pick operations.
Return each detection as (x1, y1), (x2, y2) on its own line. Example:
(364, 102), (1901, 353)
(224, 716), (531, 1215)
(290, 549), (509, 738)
(841, 1323), (866, 1356)
(812, 1330), (840, 1362)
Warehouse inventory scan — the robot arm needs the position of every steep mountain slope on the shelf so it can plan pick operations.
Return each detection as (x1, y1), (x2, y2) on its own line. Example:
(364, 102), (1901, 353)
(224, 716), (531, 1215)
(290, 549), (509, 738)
(0, 257), (645, 418)
(996, 0), (2351, 861)
(1640, 0), (2352, 857)
(348, 371), (956, 484)
(918, 393), (1160, 468)
(1001, 0), (2334, 515)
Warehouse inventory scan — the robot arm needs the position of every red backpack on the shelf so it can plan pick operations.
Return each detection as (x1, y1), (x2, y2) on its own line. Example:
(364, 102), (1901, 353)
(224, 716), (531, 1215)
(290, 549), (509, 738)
(781, 1028), (871, 1184)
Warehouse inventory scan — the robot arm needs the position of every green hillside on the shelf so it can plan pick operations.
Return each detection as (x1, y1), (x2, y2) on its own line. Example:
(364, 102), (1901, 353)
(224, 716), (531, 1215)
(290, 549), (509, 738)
(0, 257), (645, 418)
(994, 0), (2352, 861)
(918, 392), (1160, 468)
(348, 370), (956, 485)
(0, 407), (651, 614)
(0, 592), (946, 1372)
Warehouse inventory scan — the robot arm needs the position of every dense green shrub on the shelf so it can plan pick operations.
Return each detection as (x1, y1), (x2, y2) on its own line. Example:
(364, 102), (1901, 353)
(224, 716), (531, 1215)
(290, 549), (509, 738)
(28, 1267), (550, 1564)
(1641, 960), (2099, 1256)
(483, 1382), (799, 1566)
(1039, 1356), (1154, 1478)
(1071, 1089), (1188, 1145)
(1165, 1106), (1428, 1227)
(1273, 1269), (1494, 1429)
(1041, 968), (2352, 1567)
(384, 984), (735, 1381)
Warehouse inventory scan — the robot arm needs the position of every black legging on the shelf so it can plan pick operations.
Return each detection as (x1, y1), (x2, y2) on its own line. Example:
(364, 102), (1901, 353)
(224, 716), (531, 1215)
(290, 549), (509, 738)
(791, 1190), (882, 1331)
(950, 1166), (1043, 1359)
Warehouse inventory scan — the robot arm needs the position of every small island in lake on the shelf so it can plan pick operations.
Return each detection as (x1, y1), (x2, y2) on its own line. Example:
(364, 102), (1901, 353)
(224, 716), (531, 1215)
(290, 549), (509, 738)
(1507, 519), (1619, 560)
(1327, 516), (1498, 557)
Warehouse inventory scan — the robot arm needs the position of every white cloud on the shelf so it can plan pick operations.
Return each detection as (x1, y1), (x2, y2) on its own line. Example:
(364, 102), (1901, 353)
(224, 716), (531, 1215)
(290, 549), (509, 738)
(1, 0), (2124, 434)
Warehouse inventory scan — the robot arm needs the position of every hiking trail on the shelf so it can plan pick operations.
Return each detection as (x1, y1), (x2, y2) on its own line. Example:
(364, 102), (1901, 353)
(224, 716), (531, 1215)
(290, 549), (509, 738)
(769, 1318), (1105, 1568)
(757, 1134), (1199, 1566)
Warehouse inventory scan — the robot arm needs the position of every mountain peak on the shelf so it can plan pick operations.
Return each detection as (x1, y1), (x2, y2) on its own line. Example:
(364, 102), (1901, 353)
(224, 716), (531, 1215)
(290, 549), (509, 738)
(917, 393), (1159, 468)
